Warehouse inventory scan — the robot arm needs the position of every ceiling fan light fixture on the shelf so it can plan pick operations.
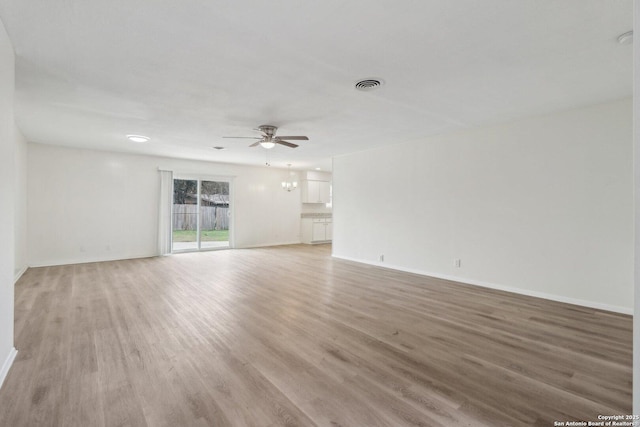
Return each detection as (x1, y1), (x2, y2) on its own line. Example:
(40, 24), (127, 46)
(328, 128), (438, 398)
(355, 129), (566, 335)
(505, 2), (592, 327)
(260, 141), (276, 149)
(223, 125), (307, 149)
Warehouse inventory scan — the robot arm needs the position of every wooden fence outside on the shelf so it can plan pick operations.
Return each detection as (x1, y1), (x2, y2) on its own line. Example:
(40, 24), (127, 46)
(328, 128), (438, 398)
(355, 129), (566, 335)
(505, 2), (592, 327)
(173, 204), (229, 231)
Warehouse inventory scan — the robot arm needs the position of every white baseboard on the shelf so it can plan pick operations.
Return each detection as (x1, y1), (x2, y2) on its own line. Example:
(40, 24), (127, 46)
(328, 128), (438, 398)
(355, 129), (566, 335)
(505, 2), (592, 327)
(14, 266), (27, 283)
(30, 243), (306, 266)
(239, 241), (302, 249)
(0, 347), (17, 390)
(332, 254), (632, 315)
(29, 253), (156, 268)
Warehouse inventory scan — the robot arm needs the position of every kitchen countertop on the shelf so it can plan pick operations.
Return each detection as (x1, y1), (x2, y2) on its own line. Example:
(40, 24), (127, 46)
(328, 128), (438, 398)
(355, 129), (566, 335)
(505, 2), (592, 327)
(301, 213), (332, 219)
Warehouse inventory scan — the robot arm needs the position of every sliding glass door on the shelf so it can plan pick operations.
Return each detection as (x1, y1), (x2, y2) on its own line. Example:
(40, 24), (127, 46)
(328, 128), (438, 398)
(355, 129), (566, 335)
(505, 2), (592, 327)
(172, 178), (231, 252)
(199, 180), (230, 249)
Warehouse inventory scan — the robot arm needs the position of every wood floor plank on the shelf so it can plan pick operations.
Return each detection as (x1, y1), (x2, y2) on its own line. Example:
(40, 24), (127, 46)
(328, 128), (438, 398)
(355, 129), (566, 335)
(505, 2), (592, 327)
(0, 244), (631, 426)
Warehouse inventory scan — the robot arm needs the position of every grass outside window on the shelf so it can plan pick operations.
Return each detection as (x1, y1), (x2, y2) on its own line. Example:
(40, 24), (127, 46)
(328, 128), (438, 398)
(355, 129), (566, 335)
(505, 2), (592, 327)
(172, 230), (229, 242)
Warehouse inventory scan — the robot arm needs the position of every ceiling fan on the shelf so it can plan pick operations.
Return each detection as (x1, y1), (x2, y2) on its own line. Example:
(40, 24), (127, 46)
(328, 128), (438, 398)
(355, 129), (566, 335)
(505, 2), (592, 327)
(223, 125), (309, 149)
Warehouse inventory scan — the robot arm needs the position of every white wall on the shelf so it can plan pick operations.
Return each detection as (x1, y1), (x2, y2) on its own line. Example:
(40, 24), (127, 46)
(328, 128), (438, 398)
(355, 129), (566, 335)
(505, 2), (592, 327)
(333, 98), (633, 313)
(14, 125), (27, 280)
(0, 17), (16, 385)
(28, 144), (302, 266)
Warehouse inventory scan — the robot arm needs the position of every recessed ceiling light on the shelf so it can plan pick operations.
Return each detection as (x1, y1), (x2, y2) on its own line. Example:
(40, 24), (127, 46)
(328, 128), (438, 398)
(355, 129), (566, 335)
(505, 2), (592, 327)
(617, 31), (633, 45)
(126, 134), (150, 143)
(212, 146), (225, 150)
(315, 167), (321, 170)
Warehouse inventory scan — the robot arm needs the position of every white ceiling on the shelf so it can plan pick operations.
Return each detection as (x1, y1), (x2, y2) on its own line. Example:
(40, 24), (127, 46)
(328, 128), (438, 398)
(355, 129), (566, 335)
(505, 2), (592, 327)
(0, 0), (632, 171)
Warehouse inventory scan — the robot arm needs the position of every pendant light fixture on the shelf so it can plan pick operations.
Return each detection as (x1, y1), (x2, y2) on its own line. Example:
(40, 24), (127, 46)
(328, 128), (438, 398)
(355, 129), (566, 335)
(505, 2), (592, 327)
(282, 164), (298, 192)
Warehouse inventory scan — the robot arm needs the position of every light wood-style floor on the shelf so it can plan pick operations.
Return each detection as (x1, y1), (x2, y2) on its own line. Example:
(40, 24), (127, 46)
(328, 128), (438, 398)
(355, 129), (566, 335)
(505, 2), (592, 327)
(0, 244), (631, 426)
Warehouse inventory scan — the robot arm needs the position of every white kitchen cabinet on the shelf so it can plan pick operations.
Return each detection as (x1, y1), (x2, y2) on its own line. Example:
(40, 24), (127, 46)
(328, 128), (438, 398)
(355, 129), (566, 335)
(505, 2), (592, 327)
(301, 217), (332, 244)
(312, 222), (325, 241)
(302, 180), (330, 204)
(325, 221), (333, 241)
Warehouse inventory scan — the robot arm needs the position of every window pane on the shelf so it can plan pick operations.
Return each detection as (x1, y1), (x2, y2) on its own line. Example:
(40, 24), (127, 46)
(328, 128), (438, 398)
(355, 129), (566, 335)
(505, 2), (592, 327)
(200, 180), (229, 249)
(172, 179), (198, 251)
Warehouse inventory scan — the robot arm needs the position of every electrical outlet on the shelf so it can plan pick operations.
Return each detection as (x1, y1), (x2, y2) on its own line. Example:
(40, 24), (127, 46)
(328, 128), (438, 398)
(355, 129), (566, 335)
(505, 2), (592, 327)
(454, 259), (461, 268)
(379, 254), (384, 262)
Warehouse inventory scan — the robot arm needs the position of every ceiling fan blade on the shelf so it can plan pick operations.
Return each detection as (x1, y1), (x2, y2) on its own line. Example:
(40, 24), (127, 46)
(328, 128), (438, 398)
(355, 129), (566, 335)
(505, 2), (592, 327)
(275, 136), (309, 140)
(249, 141), (262, 147)
(277, 141), (298, 148)
(222, 136), (263, 139)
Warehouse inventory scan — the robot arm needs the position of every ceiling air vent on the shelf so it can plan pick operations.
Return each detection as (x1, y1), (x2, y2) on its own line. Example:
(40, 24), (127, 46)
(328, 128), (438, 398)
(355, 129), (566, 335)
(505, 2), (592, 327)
(355, 78), (383, 91)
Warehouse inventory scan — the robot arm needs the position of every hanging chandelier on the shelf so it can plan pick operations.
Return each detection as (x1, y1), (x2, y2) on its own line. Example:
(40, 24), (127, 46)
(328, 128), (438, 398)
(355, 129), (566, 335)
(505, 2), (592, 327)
(282, 164), (298, 192)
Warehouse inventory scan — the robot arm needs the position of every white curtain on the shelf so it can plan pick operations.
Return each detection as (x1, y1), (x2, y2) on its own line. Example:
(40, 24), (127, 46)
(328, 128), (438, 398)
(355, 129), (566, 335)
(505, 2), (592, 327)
(158, 170), (173, 255)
